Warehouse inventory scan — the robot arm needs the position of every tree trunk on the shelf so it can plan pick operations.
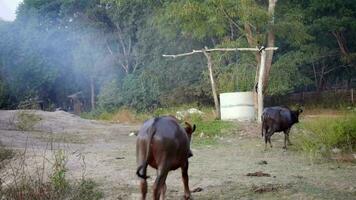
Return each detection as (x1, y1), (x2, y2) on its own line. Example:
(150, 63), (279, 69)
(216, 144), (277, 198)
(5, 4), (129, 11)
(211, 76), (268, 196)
(262, 0), (277, 92)
(202, 49), (221, 119)
(90, 77), (95, 110)
(331, 31), (354, 68)
(257, 49), (267, 123)
(244, 23), (261, 113)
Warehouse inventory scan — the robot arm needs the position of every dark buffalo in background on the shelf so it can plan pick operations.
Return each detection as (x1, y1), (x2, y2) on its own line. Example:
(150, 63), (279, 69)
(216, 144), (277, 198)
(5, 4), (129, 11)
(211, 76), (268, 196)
(261, 106), (303, 149)
(136, 116), (196, 200)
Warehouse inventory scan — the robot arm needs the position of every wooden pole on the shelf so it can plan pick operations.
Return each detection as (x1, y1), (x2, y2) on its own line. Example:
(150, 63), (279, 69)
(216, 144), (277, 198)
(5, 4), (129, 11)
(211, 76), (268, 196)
(202, 48), (220, 119)
(163, 46), (277, 122)
(90, 77), (95, 110)
(351, 88), (354, 104)
(257, 49), (267, 123)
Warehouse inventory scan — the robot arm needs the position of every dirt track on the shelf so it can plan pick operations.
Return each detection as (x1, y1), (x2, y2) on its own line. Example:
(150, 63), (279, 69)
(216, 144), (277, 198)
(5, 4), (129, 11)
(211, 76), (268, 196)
(0, 110), (355, 200)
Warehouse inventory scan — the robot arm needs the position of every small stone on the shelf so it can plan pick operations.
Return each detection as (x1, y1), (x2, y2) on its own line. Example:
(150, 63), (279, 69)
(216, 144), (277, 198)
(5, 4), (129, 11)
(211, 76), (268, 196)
(257, 160), (268, 165)
(192, 187), (203, 193)
(129, 132), (136, 136)
(332, 148), (341, 153)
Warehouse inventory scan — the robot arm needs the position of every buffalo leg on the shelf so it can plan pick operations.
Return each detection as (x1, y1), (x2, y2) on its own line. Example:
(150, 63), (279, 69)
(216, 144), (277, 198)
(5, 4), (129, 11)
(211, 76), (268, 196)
(140, 179), (147, 200)
(267, 130), (273, 148)
(283, 132), (287, 149)
(153, 167), (169, 200)
(283, 129), (291, 149)
(160, 183), (166, 200)
(181, 161), (191, 200)
(268, 136), (273, 148)
(264, 135), (268, 150)
(286, 129), (292, 145)
(265, 130), (273, 149)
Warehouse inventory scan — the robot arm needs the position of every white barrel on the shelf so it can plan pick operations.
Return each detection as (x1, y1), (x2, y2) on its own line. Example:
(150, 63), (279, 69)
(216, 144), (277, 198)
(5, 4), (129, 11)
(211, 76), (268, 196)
(220, 92), (255, 121)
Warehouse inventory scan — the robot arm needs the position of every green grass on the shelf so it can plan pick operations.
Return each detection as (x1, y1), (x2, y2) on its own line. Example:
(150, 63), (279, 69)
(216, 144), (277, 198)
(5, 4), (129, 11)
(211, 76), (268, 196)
(295, 113), (356, 160)
(188, 114), (236, 146)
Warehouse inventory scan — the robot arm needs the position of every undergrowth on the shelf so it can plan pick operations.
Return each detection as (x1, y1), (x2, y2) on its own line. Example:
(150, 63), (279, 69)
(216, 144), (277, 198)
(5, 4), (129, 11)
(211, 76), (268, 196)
(295, 113), (356, 161)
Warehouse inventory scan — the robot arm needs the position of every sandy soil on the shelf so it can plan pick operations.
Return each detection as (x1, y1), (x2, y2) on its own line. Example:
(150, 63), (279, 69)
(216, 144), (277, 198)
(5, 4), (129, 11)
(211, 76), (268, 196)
(0, 110), (355, 200)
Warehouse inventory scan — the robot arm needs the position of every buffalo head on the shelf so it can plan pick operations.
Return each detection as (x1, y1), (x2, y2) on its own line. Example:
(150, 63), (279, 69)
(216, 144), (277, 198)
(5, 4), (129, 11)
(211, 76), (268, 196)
(184, 122), (196, 141)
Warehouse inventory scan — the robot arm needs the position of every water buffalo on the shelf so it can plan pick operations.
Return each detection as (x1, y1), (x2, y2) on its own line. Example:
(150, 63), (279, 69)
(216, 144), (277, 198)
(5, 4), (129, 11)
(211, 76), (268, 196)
(261, 106), (302, 150)
(136, 116), (196, 200)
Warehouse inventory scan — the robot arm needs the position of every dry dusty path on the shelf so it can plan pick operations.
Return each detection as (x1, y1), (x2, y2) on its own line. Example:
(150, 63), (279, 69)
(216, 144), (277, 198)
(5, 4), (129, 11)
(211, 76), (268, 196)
(0, 110), (355, 200)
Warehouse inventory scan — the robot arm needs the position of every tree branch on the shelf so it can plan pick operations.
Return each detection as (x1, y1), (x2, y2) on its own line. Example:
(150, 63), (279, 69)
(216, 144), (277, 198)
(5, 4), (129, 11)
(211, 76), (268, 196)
(162, 47), (278, 58)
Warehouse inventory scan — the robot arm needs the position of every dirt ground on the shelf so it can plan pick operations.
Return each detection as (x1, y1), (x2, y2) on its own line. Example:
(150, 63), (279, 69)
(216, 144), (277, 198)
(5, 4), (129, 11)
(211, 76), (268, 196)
(0, 110), (355, 200)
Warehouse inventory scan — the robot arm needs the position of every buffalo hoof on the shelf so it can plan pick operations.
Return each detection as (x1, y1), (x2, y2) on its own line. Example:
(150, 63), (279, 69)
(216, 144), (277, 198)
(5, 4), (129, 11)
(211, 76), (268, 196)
(282, 146), (287, 150)
(184, 194), (192, 200)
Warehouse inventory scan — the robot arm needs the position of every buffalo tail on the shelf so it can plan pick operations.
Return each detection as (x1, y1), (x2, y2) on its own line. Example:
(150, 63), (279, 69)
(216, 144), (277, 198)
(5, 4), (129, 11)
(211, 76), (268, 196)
(136, 117), (159, 180)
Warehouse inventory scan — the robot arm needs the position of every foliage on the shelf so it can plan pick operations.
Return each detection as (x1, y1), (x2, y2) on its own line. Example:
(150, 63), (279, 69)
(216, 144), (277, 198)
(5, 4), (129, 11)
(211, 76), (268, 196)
(0, 0), (355, 112)
(295, 113), (356, 159)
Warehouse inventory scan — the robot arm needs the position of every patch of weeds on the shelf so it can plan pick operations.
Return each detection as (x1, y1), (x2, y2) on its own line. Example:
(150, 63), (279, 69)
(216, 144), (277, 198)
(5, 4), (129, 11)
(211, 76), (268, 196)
(0, 145), (14, 163)
(72, 179), (104, 200)
(51, 150), (69, 192)
(295, 113), (356, 160)
(16, 110), (41, 131)
(0, 143), (14, 169)
(1, 149), (103, 200)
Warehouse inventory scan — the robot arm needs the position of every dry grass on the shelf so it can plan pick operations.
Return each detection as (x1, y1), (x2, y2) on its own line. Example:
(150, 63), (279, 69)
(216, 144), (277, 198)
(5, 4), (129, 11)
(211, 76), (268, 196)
(110, 108), (142, 123)
(0, 147), (103, 200)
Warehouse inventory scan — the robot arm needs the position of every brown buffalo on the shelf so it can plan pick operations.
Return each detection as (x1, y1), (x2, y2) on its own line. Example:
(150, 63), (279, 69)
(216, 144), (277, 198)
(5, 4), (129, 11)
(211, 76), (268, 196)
(136, 116), (196, 200)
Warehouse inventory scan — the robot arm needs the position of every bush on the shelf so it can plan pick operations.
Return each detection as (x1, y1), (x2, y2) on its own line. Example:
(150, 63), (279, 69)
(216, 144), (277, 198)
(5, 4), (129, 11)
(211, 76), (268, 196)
(295, 113), (356, 159)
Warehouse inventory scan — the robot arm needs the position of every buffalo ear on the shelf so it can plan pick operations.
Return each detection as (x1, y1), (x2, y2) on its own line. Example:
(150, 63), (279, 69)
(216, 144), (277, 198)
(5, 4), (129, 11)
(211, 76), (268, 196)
(192, 124), (196, 133)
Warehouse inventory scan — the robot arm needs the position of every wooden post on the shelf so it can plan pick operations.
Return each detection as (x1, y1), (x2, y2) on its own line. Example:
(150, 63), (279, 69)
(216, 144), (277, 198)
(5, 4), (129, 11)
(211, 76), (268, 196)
(90, 77), (95, 110)
(351, 88), (354, 104)
(202, 48), (221, 119)
(257, 49), (267, 123)
(162, 46), (277, 122)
